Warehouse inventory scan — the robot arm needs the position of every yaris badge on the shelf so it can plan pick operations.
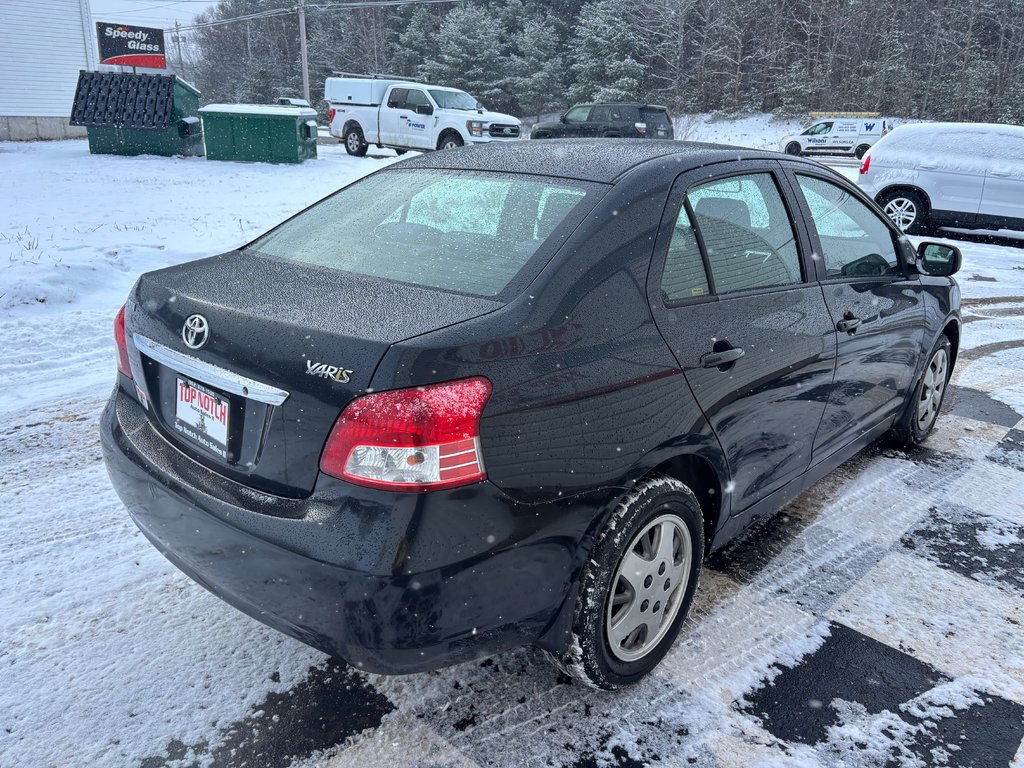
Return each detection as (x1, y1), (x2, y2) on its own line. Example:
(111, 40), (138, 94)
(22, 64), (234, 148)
(181, 314), (209, 349)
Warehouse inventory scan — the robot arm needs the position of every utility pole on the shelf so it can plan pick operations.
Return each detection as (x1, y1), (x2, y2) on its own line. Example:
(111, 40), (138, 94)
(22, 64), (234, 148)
(173, 20), (187, 80)
(297, 0), (310, 103)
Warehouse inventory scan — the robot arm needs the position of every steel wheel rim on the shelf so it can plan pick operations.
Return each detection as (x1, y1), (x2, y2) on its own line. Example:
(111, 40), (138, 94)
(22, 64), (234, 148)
(883, 198), (917, 231)
(346, 132), (361, 152)
(606, 513), (692, 663)
(443, 140), (459, 150)
(916, 347), (948, 430)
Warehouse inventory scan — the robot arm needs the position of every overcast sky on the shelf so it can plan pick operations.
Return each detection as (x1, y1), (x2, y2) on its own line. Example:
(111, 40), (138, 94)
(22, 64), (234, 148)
(89, 0), (216, 31)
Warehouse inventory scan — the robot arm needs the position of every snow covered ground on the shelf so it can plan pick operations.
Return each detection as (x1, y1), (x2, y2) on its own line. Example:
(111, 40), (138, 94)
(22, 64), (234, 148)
(1, 139), (1023, 768)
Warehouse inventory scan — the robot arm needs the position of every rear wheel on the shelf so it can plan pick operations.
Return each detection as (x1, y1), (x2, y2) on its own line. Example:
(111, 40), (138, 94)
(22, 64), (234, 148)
(550, 475), (703, 690)
(891, 335), (952, 446)
(855, 143), (871, 159)
(878, 189), (929, 234)
(343, 125), (368, 157)
(785, 141), (802, 155)
(437, 131), (464, 151)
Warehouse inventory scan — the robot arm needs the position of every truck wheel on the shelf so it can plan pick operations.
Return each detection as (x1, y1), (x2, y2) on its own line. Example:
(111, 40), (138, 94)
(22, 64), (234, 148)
(785, 141), (802, 156)
(548, 474), (703, 690)
(394, 149), (407, 156)
(437, 132), (464, 151)
(877, 189), (929, 234)
(855, 143), (871, 159)
(343, 125), (368, 157)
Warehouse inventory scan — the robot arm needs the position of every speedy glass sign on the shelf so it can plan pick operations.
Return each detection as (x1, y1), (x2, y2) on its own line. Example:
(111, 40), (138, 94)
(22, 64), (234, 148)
(95, 22), (166, 69)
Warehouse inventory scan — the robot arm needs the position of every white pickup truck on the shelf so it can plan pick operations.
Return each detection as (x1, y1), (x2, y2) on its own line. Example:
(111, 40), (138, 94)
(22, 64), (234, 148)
(326, 77), (522, 156)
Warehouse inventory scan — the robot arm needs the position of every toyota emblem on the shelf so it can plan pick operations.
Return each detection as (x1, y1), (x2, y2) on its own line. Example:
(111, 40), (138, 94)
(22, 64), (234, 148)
(181, 314), (209, 349)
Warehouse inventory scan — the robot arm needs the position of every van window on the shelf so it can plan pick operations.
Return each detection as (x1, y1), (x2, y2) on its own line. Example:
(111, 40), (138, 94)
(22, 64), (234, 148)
(804, 121), (833, 136)
(796, 175), (900, 278)
(248, 170), (596, 297)
(687, 173), (802, 293)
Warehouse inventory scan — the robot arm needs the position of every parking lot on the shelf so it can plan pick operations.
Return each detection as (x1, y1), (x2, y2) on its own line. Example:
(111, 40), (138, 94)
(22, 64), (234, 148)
(1, 140), (1023, 768)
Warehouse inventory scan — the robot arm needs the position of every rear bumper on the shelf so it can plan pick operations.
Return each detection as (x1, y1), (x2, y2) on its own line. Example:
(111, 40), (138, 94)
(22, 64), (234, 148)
(101, 387), (582, 674)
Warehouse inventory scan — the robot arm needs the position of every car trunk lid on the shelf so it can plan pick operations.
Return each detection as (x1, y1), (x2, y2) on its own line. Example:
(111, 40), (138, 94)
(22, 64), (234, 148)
(127, 252), (501, 498)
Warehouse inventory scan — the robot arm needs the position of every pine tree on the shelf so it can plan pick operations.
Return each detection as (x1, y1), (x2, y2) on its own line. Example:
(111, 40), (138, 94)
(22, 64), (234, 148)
(511, 14), (565, 120)
(568, 0), (645, 102)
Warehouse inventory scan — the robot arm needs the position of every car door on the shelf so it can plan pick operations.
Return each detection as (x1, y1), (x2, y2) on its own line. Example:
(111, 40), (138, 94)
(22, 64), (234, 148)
(829, 120), (857, 152)
(380, 87), (408, 145)
(979, 131), (1024, 229)
(801, 121), (833, 153)
(647, 162), (837, 514)
(782, 166), (926, 462)
(559, 105), (592, 138)
(401, 88), (435, 149)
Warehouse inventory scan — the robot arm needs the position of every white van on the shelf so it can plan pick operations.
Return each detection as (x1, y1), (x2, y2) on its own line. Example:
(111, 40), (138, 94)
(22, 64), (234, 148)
(780, 117), (891, 159)
(325, 76), (521, 156)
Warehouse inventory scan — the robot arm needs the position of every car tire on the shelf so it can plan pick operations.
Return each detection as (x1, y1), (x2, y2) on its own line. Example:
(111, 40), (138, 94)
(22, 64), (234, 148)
(855, 143), (871, 159)
(394, 149), (407, 156)
(549, 474), (704, 690)
(877, 189), (929, 234)
(785, 141), (802, 156)
(891, 335), (952, 446)
(532, 132), (550, 140)
(437, 132), (464, 151)
(343, 125), (368, 157)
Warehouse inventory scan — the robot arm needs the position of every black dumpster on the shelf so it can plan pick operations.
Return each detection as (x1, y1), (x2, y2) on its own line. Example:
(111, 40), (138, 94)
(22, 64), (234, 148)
(70, 71), (204, 157)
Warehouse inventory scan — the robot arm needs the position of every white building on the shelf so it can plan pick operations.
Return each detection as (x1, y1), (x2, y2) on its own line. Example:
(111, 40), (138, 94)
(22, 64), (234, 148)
(0, 0), (98, 140)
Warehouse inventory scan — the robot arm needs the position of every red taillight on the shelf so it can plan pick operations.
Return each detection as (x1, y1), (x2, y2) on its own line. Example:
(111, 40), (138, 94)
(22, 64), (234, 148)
(329, 108), (336, 124)
(320, 377), (491, 492)
(859, 154), (871, 175)
(114, 304), (132, 379)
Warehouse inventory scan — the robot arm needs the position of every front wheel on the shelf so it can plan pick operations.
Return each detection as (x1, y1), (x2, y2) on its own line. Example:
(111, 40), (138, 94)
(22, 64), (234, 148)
(437, 132), (464, 150)
(891, 335), (952, 446)
(343, 125), (368, 157)
(785, 141), (802, 156)
(550, 475), (704, 689)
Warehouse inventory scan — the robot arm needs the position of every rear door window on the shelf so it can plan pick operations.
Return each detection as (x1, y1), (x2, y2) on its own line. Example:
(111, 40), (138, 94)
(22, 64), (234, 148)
(640, 108), (671, 126)
(795, 175), (900, 278)
(687, 173), (802, 293)
(386, 88), (408, 109)
(660, 206), (710, 301)
(248, 170), (598, 298)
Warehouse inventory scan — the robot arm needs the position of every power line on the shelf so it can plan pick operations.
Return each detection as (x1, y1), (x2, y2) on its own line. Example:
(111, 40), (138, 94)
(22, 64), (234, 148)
(174, 0), (461, 31)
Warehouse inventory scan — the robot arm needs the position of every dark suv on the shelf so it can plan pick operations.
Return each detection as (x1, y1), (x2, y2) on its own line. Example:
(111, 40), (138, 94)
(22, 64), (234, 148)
(102, 140), (961, 690)
(531, 103), (674, 140)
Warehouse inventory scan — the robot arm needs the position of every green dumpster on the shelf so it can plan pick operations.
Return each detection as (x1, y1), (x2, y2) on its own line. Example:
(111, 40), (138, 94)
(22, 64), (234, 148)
(199, 104), (318, 164)
(70, 71), (204, 157)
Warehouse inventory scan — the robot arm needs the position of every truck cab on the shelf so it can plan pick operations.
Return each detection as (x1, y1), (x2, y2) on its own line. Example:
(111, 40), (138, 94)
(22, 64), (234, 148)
(326, 77), (521, 156)
(781, 116), (891, 159)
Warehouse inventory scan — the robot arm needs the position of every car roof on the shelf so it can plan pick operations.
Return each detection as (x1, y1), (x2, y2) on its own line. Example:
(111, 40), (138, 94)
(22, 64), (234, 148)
(576, 102), (667, 109)
(394, 139), (791, 184)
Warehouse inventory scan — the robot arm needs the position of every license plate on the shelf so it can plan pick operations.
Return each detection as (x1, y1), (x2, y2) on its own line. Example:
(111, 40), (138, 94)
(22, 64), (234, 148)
(174, 377), (230, 458)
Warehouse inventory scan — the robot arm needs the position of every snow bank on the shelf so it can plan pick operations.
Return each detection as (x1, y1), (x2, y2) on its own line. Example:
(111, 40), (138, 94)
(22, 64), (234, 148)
(0, 140), (399, 314)
(673, 113), (806, 150)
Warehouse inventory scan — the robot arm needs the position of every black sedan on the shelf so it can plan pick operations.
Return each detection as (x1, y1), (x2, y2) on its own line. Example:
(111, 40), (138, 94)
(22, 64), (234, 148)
(102, 140), (962, 690)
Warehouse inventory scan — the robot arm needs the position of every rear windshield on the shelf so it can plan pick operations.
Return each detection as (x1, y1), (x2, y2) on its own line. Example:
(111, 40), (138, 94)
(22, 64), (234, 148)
(248, 170), (595, 297)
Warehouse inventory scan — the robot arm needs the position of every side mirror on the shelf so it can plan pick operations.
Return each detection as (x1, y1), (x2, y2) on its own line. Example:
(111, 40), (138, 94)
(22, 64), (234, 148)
(917, 242), (962, 277)
(560, 113), (568, 123)
(415, 104), (433, 116)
